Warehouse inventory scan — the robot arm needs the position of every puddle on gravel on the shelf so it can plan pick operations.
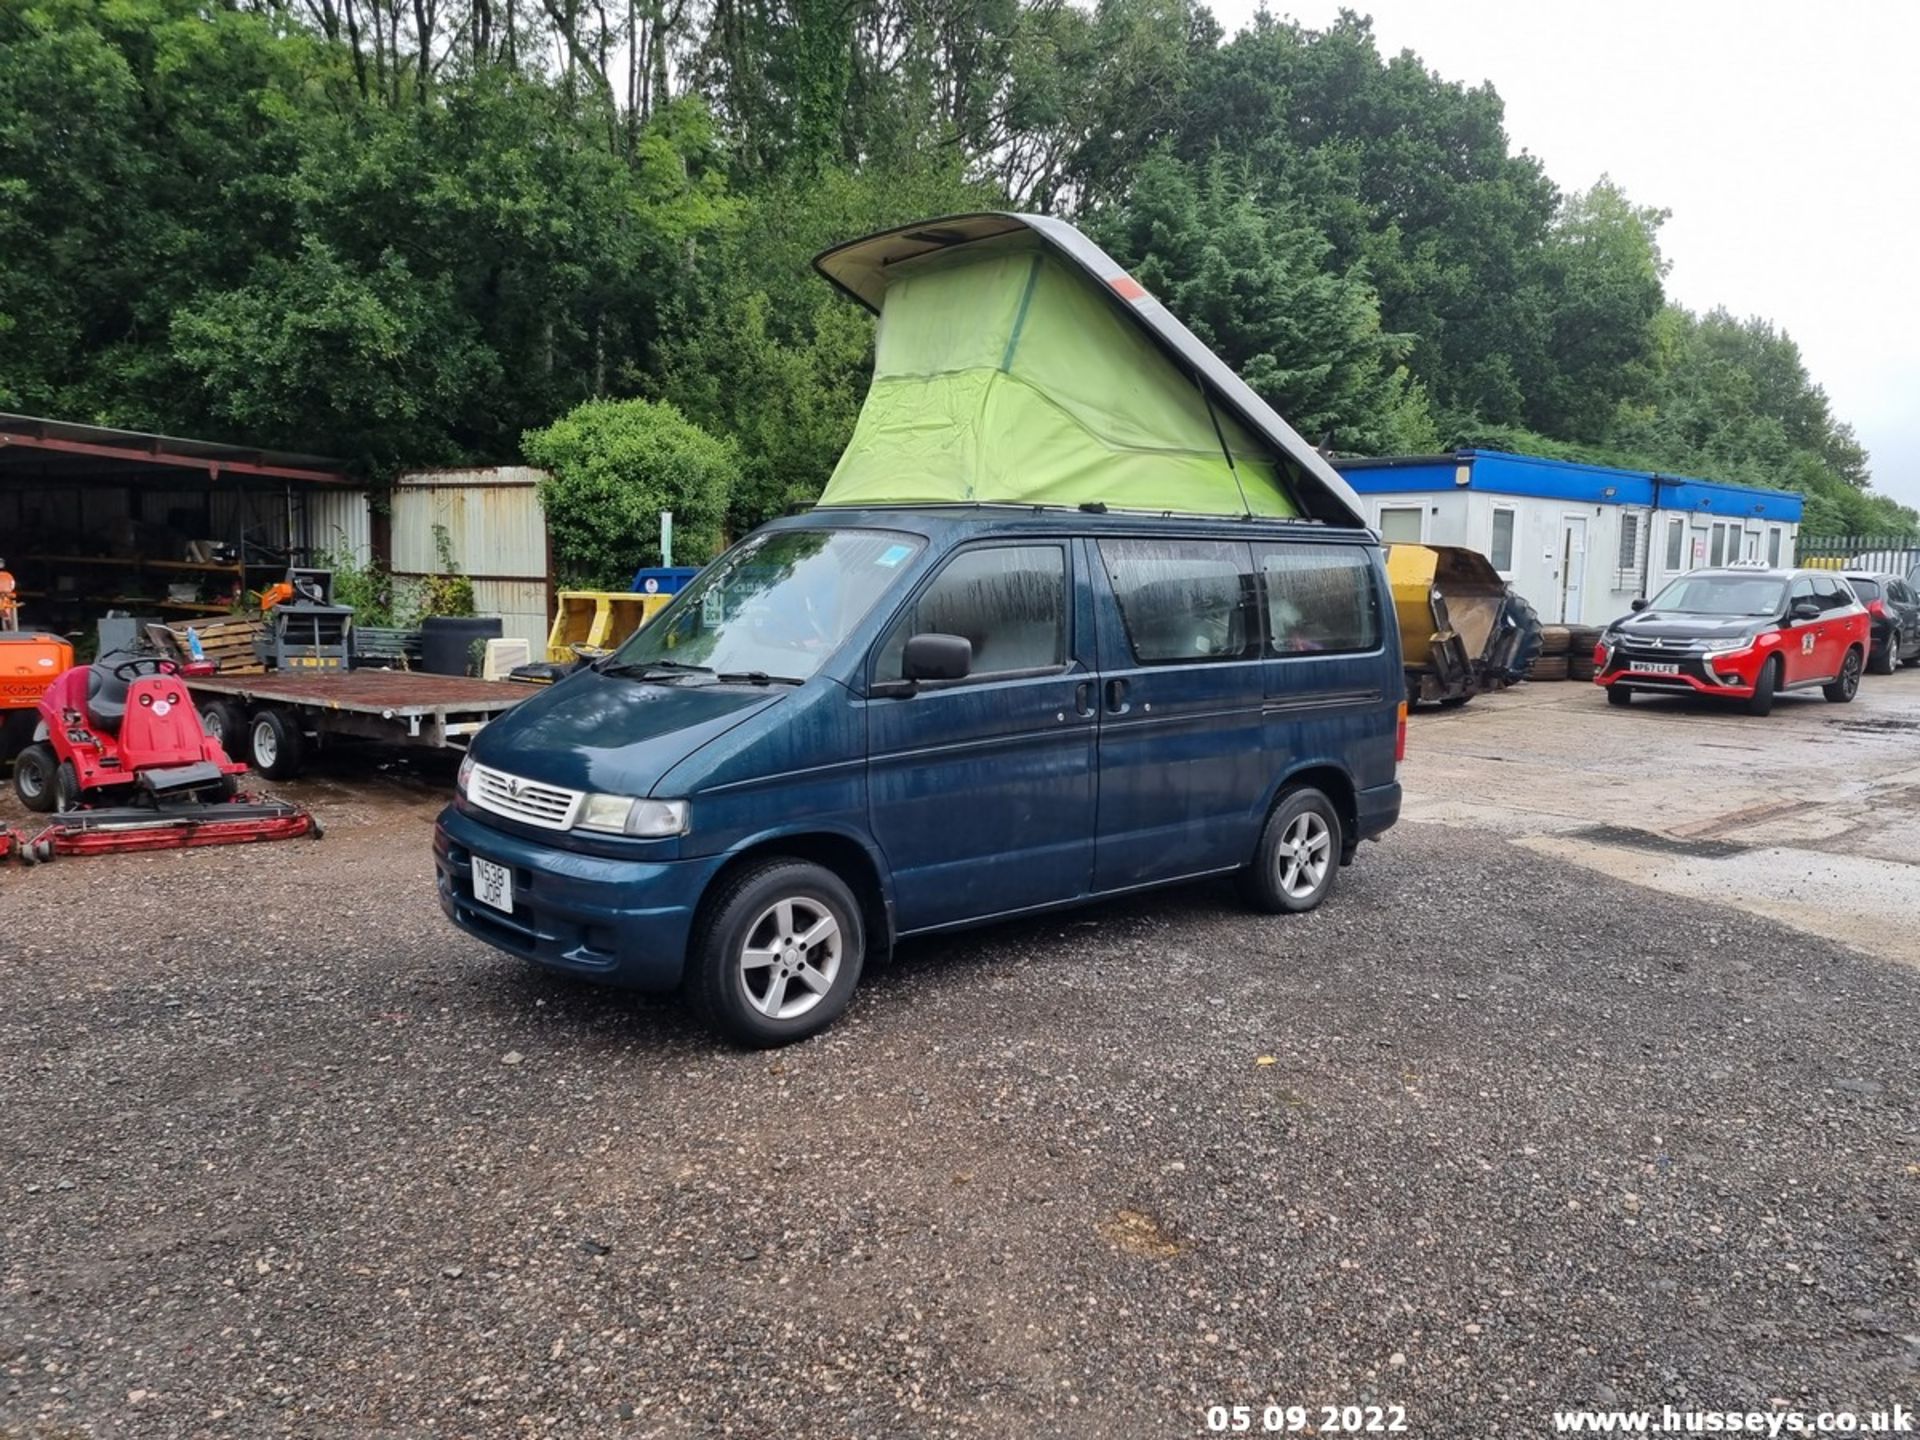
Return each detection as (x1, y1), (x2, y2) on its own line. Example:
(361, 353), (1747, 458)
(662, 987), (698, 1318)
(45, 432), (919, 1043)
(1567, 824), (1750, 861)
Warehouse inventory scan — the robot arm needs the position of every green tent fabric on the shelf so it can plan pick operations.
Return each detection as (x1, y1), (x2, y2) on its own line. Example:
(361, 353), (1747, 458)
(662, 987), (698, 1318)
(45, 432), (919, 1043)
(819, 235), (1298, 517)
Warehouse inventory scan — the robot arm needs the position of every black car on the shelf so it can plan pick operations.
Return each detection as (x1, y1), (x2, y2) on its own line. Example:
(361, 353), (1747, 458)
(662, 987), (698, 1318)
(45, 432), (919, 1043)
(1840, 572), (1920, 674)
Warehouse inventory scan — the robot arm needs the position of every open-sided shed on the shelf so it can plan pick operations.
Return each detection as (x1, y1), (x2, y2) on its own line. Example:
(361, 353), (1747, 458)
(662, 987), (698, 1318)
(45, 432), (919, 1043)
(0, 412), (367, 636)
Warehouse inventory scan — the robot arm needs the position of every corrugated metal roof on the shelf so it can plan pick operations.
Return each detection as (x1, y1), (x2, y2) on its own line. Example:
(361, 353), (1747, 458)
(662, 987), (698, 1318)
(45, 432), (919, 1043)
(0, 412), (351, 485)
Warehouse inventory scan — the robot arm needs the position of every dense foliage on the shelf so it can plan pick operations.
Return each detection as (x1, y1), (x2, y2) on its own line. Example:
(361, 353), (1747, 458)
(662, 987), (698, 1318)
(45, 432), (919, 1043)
(524, 398), (736, 587)
(0, 0), (1909, 543)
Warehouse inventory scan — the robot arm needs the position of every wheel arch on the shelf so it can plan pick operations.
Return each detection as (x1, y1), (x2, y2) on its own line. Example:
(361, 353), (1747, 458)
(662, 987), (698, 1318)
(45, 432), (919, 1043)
(693, 828), (895, 963)
(1259, 761), (1359, 863)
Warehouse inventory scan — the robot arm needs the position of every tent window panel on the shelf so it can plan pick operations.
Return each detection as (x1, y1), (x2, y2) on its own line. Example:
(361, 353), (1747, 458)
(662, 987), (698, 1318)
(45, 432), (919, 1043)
(1377, 506), (1424, 544)
(1489, 509), (1516, 571)
(1100, 539), (1258, 665)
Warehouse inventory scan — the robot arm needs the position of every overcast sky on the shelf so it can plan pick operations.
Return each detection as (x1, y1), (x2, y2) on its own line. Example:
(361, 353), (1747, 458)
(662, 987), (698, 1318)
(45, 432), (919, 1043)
(1208, 0), (1920, 511)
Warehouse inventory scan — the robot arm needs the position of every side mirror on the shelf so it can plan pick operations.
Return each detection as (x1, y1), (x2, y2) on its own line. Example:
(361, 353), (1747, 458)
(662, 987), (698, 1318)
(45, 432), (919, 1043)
(1629, 597), (1648, 612)
(902, 632), (972, 683)
(1790, 600), (1821, 621)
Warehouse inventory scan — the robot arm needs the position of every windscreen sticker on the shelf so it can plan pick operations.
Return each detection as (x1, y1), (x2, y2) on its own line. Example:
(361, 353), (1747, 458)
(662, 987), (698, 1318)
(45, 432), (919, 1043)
(876, 544), (914, 568)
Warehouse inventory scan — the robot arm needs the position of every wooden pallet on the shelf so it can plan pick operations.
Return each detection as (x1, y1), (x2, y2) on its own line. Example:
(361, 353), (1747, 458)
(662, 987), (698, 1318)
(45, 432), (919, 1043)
(158, 618), (267, 676)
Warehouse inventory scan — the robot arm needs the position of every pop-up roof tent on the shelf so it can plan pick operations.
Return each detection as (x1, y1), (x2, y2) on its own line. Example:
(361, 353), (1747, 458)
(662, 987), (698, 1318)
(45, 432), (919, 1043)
(813, 213), (1367, 528)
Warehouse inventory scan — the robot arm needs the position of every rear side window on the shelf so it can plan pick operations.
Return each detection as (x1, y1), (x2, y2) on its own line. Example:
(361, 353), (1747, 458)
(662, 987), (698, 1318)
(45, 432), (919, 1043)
(875, 544), (1067, 682)
(1257, 544), (1381, 654)
(1100, 539), (1258, 664)
(1815, 575), (1855, 611)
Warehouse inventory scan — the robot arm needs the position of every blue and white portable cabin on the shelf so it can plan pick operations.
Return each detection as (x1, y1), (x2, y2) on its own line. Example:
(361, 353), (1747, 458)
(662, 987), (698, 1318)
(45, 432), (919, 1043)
(1332, 449), (1804, 625)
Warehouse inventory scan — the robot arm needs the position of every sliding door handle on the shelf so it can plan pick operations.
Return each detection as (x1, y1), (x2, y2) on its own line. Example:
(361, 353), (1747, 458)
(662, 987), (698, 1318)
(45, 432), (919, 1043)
(1104, 678), (1131, 714)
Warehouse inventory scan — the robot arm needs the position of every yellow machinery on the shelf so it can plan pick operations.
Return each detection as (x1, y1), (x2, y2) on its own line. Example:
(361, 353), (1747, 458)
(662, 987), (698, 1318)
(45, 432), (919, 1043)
(1386, 544), (1542, 707)
(544, 591), (674, 664)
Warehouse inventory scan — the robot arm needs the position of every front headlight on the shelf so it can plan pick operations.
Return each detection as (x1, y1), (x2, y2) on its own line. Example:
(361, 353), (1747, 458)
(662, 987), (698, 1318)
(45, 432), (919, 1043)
(457, 754), (475, 796)
(1702, 638), (1754, 658)
(575, 795), (690, 838)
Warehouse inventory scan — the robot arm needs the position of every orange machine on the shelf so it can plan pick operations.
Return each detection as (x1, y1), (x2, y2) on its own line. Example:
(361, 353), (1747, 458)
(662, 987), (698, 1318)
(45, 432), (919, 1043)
(0, 559), (75, 758)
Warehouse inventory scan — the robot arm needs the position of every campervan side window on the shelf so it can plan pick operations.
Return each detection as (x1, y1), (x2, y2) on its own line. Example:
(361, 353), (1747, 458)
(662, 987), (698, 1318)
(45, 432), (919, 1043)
(1100, 539), (1259, 665)
(1489, 508), (1515, 571)
(874, 545), (1067, 681)
(1257, 545), (1380, 655)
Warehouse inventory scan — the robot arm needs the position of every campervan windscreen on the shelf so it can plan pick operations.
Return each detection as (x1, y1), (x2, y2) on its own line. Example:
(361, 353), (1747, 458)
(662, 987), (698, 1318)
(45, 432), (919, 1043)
(603, 529), (923, 682)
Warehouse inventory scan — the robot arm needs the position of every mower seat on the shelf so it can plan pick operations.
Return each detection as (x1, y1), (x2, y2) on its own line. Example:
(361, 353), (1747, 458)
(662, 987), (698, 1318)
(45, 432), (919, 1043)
(84, 664), (131, 736)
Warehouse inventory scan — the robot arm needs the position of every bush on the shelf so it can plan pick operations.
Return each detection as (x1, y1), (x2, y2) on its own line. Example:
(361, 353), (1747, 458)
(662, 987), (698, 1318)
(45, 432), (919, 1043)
(524, 399), (735, 589)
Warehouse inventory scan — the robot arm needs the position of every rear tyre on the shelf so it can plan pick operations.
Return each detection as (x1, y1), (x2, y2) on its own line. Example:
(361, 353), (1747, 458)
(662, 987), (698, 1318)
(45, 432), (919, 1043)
(1438, 694), (1471, 709)
(249, 709), (305, 780)
(1606, 685), (1632, 707)
(54, 760), (81, 813)
(686, 859), (865, 1048)
(1824, 647), (1863, 703)
(201, 700), (249, 757)
(1868, 633), (1896, 675)
(1241, 786), (1343, 915)
(1745, 657), (1780, 717)
(12, 742), (56, 813)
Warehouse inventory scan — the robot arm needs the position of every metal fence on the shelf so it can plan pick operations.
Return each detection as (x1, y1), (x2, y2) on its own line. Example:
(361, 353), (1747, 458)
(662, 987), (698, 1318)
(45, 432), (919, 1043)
(1797, 534), (1920, 577)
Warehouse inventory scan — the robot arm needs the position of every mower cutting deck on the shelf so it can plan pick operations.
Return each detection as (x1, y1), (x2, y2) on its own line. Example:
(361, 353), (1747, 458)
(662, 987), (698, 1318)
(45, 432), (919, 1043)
(13, 800), (316, 864)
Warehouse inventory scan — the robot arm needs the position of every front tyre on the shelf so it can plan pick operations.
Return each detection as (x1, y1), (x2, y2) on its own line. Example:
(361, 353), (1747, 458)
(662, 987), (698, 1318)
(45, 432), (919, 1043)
(1240, 786), (1343, 915)
(1823, 647), (1863, 703)
(12, 742), (56, 813)
(1606, 685), (1632, 707)
(1745, 656), (1780, 717)
(687, 859), (865, 1047)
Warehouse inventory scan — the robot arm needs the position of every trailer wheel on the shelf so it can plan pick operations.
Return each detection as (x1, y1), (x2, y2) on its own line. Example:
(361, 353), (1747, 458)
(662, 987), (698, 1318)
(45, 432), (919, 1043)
(12, 742), (57, 813)
(201, 700), (248, 758)
(250, 709), (306, 780)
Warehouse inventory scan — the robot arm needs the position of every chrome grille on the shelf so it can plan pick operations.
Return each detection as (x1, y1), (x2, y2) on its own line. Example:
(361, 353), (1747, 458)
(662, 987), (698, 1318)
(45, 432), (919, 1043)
(469, 764), (582, 830)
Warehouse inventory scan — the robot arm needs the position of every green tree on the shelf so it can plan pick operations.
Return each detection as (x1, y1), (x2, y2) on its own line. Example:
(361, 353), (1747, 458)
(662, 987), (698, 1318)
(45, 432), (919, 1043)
(1092, 151), (1437, 454)
(524, 399), (738, 587)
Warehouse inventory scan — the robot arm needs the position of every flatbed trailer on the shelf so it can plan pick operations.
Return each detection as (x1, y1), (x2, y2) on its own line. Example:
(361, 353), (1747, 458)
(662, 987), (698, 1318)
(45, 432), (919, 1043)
(186, 670), (531, 780)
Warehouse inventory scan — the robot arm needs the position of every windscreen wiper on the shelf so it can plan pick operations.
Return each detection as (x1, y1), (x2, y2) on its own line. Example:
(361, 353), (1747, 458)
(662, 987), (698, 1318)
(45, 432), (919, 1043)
(714, 671), (804, 687)
(598, 658), (714, 681)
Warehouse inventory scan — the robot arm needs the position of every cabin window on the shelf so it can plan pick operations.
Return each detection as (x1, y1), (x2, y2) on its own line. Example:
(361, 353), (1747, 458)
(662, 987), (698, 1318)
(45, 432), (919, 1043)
(1489, 508), (1516, 571)
(1665, 516), (1686, 571)
(1377, 506), (1424, 544)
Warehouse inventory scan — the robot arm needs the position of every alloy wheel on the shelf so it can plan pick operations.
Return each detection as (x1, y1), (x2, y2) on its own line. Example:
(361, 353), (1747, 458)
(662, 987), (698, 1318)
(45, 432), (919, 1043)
(1275, 811), (1332, 901)
(738, 897), (843, 1021)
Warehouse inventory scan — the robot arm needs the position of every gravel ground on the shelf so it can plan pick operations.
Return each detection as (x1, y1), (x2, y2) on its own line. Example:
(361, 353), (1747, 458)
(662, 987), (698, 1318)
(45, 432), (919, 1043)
(2, 776), (1918, 1439)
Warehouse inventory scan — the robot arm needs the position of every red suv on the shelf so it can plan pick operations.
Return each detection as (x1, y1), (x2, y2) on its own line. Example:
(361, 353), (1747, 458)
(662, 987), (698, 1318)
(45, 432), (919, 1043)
(1595, 566), (1871, 716)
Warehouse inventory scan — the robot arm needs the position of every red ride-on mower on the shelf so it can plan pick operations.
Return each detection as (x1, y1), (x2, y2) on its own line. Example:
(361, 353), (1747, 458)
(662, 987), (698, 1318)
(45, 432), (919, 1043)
(10, 652), (317, 863)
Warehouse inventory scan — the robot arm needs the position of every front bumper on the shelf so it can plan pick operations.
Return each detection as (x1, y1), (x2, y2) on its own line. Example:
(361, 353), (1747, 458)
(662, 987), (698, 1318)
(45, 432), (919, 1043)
(434, 804), (718, 990)
(1594, 640), (1770, 698)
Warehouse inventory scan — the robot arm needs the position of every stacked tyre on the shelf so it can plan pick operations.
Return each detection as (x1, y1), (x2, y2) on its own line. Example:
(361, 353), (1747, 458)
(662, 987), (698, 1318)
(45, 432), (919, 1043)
(1528, 625), (1571, 682)
(1566, 626), (1603, 682)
